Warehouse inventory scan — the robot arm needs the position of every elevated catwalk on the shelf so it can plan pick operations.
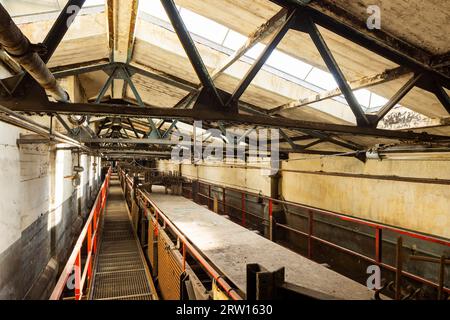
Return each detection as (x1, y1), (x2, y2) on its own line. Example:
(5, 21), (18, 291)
(146, 188), (375, 300)
(89, 175), (157, 300)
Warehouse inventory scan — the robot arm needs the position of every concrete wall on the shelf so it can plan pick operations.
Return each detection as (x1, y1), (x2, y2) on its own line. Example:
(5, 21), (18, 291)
(281, 155), (450, 239)
(157, 160), (272, 196)
(0, 121), (101, 299)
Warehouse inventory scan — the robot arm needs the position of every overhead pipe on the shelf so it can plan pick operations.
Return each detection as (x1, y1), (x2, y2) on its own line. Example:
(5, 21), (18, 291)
(0, 4), (68, 102)
(0, 104), (90, 151)
(0, 4), (96, 137)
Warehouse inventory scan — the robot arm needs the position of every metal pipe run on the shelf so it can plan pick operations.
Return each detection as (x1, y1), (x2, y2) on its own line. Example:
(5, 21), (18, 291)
(0, 4), (68, 102)
(0, 104), (89, 151)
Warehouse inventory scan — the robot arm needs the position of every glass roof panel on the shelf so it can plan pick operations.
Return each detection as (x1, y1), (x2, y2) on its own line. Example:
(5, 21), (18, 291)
(266, 49), (313, 80)
(354, 89), (371, 108)
(223, 30), (247, 50)
(370, 93), (389, 110)
(1, 0), (104, 17)
(180, 8), (229, 44)
(305, 68), (338, 90)
(244, 43), (266, 60)
(139, 0), (172, 22)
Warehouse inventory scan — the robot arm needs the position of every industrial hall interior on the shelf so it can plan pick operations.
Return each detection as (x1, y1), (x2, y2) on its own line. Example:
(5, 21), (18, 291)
(0, 0), (449, 301)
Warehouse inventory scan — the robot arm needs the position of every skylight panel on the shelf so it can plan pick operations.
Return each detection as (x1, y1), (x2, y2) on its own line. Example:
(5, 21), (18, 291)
(139, 0), (173, 22)
(305, 68), (338, 90)
(2, 0), (61, 17)
(223, 30), (247, 50)
(245, 43), (266, 60)
(369, 93), (389, 110)
(353, 89), (371, 108)
(180, 8), (228, 44)
(84, 0), (105, 7)
(266, 49), (313, 79)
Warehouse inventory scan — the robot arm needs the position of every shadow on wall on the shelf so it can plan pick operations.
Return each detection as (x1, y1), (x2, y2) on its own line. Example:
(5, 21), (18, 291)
(0, 143), (102, 299)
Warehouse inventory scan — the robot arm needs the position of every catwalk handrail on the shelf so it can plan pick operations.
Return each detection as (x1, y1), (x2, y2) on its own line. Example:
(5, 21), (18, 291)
(119, 169), (242, 300)
(193, 179), (449, 295)
(194, 179), (450, 247)
(120, 169), (449, 297)
(49, 168), (112, 300)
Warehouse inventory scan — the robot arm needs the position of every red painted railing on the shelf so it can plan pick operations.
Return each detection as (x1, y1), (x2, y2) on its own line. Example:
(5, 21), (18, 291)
(191, 180), (450, 296)
(50, 168), (111, 300)
(119, 170), (242, 300)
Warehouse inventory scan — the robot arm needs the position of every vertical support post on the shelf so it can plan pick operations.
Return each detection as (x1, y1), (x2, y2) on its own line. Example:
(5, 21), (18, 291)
(182, 242), (186, 272)
(208, 185), (212, 210)
(140, 213), (146, 245)
(74, 251), (81, 300)
(213, 196), (219, 214)
(375, 227), (382, 264)
(93, 202), (97, 231)
(308, 210), (313, 259)
(87, 223), (92, 279)
(223, 188), (226, 215)
(395, 237), (403, 300)
(438, 255), (445, 300)
(268, 199), (273, 241)
(241, 192), (246, 227)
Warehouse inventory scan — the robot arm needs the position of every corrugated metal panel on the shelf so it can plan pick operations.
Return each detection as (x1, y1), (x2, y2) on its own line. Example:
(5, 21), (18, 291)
(158, 229), (183, 300)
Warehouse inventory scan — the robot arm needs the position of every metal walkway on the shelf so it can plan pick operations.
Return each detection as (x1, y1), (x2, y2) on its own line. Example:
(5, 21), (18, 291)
(89, 174), (157, 300)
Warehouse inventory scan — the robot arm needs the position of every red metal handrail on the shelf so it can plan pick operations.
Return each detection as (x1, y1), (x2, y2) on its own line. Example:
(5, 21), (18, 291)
(138, 188), (242, 300)
(119, 170), (450, 297)
(195, 180), (449, 246)
(118, 169), (242, 300)
(49, 168), (111, 300)
(193, 180), (450, 295)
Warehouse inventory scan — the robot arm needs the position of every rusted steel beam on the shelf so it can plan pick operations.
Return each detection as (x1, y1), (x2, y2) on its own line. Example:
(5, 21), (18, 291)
(269, 67), (411, 115)
(227, 10), (296, 105)
(433, 82), (450, 114)
(161, 0), (224, 107)
(41, 0), (87, 63)
(374, 73), (423, 125)
(8, 100), (450, 142)
(272, 0), (449, 86)
(52, 60), (111, 78)
(304, 17), (370, 127)
(211, 8), (289, 81)
(175, 8), (291, 111)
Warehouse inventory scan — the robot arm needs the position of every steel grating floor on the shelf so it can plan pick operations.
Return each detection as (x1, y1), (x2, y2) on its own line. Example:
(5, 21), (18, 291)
(89, 174), (157, 300)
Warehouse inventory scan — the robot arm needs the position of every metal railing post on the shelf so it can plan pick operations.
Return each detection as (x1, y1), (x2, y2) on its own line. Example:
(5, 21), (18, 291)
(241, 192), (246, 227)
(268, 199), (273, 241)
(308, 210), (313, 259)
